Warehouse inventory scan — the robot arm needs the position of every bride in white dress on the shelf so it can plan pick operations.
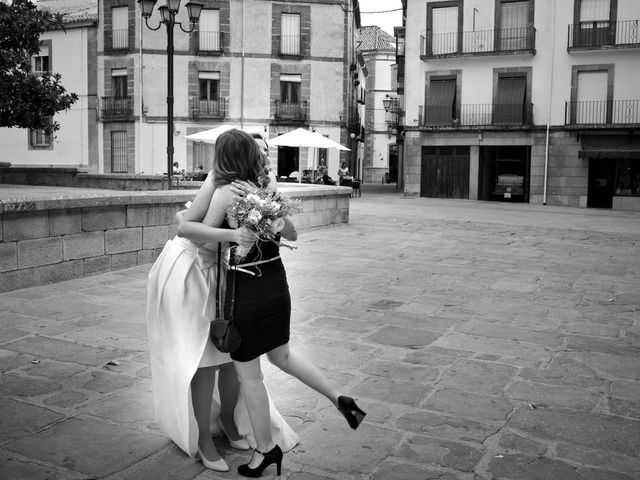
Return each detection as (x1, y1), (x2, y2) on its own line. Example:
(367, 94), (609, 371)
(147, 164), (298, 472)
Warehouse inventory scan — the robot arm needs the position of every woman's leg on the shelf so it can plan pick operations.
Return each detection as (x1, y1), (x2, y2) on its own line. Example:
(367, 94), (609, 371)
(217, 362), (242, 441)
(191, 366), (223, 460)
(266, 343), (339, 406)
(234, 358), (274, 467)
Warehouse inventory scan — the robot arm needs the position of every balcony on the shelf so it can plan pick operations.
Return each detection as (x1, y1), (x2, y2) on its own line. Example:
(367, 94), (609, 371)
(198, 31), (223, 53)
(111, 28), (129, 50)
(418, 103), (533, 128)
(420, 26), (535, 59)
(190, 97), (227, 119)
(568, 20), (640, 50)
(273, 100), (308, 123)
(279, 34), (304, 57)
(100, 96), (133, 122)
(565, 100), (640, 126)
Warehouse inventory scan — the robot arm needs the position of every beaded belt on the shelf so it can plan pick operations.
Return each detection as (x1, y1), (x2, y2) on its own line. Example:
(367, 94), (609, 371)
(227, 256), (281, 276)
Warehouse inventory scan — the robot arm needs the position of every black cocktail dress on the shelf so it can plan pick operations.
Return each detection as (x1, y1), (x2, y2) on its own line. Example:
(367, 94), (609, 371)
(225, 238), (291, 362)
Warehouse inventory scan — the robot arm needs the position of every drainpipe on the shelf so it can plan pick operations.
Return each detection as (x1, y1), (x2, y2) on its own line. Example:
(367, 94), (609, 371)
(543, 0), (556, 205)
(138, 11), (144, 173)
(240, 0), (245, 128)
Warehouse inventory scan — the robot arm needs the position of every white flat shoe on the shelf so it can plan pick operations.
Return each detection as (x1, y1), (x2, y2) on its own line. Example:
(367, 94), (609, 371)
(228, 437), (250, 451)
(196, 448), (229, 472)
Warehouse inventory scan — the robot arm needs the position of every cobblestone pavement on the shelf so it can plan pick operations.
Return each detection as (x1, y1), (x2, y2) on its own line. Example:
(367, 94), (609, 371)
(1, 191), (639, 480)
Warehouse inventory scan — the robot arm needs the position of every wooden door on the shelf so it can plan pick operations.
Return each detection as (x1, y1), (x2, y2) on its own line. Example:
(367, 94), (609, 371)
(421, 146), (470, 198)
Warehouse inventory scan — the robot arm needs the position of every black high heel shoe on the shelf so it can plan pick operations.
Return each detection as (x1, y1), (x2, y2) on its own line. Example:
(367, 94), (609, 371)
(237, 444), (283, 478)
(337, 395), (366, 430)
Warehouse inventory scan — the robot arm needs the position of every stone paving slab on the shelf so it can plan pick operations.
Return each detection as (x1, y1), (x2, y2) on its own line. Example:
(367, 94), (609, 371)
(1, 194), (640, 479)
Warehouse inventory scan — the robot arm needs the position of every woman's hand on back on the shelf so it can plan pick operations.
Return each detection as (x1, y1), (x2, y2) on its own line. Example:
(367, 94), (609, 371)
(231, 180), (255, 199)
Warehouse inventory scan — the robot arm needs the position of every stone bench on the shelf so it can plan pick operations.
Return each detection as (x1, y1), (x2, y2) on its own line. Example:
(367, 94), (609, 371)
(0, 184), (350, 293)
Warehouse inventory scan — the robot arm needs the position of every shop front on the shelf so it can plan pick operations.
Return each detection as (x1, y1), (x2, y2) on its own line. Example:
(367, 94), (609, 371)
(579, 134), (640, 211)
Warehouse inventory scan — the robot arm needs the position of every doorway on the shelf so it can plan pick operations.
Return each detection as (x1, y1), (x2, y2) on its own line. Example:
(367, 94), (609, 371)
(277, 146), (298, 178)
(478, 145), (530, 202)
(587, 158), (615, 208)
(388, 144), (398, 183)
(420, 146), (470, 198)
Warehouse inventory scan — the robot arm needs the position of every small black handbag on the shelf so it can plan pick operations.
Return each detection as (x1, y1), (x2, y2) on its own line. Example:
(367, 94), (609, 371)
(210, 244), (241, 353)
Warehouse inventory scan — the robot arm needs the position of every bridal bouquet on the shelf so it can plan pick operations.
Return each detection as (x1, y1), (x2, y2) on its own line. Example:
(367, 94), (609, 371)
(226, 185), (301, 261)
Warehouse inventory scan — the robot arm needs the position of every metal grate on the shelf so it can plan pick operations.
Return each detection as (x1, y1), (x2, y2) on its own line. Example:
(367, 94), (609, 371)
(111, 131), (128, 173)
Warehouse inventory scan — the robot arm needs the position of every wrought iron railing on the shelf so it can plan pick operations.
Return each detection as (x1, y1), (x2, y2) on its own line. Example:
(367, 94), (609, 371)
(568, 20), (640, 49)
(565, 100), (640, 125)
(274, 100), (308, 122)
(199, 31), (223, 52)
(111, 28), (129, 49)
(419, 103), (533, 127)
(280, 34), (302, 55)
(100, 96), (134, 120)
(190, 97), (227, 119)
(420, 26), (535, 58)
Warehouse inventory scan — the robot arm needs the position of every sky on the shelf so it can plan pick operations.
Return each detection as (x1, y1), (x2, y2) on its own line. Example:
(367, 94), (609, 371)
(358, 0), (403, 36)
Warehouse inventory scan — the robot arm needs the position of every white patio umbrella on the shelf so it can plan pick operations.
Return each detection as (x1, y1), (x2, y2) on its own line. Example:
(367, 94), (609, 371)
(184, 125), (268, 144)
(269, 128), (350, 183)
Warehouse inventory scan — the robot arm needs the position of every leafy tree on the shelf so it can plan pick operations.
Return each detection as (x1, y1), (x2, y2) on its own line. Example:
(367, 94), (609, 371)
(0, 0), (78, 134)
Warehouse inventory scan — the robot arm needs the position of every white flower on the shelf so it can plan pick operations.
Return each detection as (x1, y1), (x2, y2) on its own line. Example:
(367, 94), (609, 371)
(247, 210), (261, 224)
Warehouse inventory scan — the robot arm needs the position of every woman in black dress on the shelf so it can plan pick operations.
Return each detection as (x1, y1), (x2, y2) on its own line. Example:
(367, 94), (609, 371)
(201, 129), (366, 478)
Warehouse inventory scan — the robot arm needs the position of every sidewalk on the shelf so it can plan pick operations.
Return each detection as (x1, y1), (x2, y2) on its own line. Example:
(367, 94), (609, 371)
(1, 192), (639, 480)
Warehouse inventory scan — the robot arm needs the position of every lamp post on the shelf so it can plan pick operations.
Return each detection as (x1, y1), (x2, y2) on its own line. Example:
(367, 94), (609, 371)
(138, 0), (203, 189)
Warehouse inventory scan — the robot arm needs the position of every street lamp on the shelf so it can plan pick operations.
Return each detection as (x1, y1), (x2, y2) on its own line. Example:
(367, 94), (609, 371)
(138, 0), (203, 189)
(383, 94), (404, 138)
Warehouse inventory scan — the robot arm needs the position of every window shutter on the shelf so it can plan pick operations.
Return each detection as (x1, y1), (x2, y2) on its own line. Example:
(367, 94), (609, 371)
(494, 76), (526, 123)
(280, 74), (302, 83)
(576, 71), (608, 123)
(199, 71), (220, 80)
(427, 79), (456, 106)
(431, 6), (458, 54)
(281, 13), (301, 55)
(199, 9), (220, 51)
(426, 78), (456, 124)
(112, 7), (129, 49)
(580, 0), (611, 22)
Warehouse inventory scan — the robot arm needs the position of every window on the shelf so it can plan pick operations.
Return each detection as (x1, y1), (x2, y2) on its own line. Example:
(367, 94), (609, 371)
(112, 68), (127, 98)
(199, 9), (221, 52)
(494, 75), (526, 124)
(425, 77), (457, 124)
(199, 71), (220, 101)
(580, 0), (611, 22)
(574, 0), (613, 47)
(280, 74), (301, 104)
(32, 44), (50, 74)
(29, 117), (52, 148)
(111, 131), (128, 173)
(430, 5), (459, 54)
(281, 13), (301, 55)
(576, 70), (609, 123)
(499, 1), (530, 50)
(112, 6), (128, 49)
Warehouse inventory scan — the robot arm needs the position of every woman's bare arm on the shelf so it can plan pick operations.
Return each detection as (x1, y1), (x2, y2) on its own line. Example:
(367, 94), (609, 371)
(175, 171), (215, 225)
(176, 178), (252, 246)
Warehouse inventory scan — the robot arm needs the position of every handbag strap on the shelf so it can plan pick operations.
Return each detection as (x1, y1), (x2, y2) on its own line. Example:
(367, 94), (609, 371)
(215, 243), (221, 318)
(215, 243), (236, 322)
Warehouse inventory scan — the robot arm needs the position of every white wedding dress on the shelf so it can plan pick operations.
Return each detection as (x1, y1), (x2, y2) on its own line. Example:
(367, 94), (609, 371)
(147, 236), (299, 456)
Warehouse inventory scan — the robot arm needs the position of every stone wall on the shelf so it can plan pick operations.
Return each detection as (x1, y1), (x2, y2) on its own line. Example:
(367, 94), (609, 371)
(0, 185), (350, 293)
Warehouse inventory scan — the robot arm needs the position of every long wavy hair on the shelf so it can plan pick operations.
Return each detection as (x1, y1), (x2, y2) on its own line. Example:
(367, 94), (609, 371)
(213, 129), (265, 187)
